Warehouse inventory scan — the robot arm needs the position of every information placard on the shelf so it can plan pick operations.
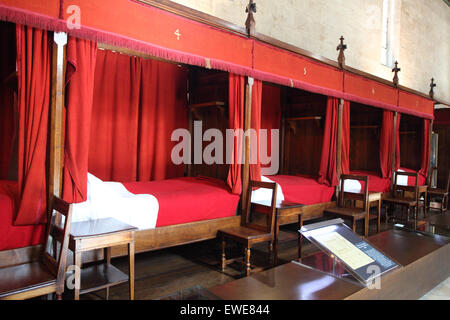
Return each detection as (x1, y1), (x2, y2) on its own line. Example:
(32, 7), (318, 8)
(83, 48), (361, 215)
(300, 219), (399, 285)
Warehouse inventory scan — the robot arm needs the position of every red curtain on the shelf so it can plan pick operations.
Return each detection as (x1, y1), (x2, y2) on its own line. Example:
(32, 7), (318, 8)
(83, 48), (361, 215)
(395, 113), (401, 172)
(380, 111), (394, 179)
(250, 79), (262, 182)
(0, 22), (17, 180)
(62, 37), (97, 204)
(227, 73), (245, 194)
(419, 119), (431, 178)
(260, 84), (281, 171)
(88, 50), (188, 182)
(15, 25), (52, 225)
(340, 100), (351, 175)
(318, 97), (339, 187)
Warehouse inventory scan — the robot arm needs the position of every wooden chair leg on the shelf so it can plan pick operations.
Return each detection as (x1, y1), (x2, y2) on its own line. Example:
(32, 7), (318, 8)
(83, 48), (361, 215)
(364, 215), (369, 237)
(377, 201), (381, 233)
(268, 242), (273, 265)
(245, 247), (251, 277)
(128, 241), (135, 301)
(221, 237), (226, 272)
(414, 207), (418, 230)
(352, 219), (356, 233)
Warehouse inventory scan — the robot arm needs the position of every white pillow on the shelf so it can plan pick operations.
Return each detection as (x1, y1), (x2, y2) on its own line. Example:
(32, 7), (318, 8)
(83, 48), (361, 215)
(251, 176), (285, 202)
(343, 179), (362, 194)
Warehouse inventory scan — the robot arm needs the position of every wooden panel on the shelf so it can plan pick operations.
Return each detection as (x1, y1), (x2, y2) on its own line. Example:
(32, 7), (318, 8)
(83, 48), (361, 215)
(283, 89), (327, 176)
(111, 216), (241, 257)
(188, 68), (229, 180)
(434, 124), (450, 187)
(349, 103), (382, 172)
(399, 114), (422, 170)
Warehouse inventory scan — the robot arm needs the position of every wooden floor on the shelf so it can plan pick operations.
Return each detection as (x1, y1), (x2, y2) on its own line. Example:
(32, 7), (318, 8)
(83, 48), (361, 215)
(77, 208), (450, 300)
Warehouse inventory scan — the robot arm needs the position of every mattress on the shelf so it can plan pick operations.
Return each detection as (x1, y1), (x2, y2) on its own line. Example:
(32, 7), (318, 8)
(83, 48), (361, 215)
(123, 176), (240, 228)
(349, 171), (391, 193)
(263, 175), (335, 205)
(0, 180), (45, 251)
(398, 168), (427, 186)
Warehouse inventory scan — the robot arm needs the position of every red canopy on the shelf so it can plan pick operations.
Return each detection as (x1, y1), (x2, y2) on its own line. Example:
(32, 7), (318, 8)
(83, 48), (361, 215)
(0, 0), (435, 120)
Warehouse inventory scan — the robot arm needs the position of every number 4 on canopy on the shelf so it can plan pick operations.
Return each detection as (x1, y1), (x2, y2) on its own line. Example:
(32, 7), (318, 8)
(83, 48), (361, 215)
(174, 29), (181, 40)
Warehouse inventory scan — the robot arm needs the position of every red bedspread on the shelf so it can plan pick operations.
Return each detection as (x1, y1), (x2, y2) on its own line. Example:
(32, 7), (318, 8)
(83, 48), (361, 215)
(399, 168), (426, 186)
(122, 177), (240, 227)
(350, 171), (391, 193)
(267, 175), (335, 205)
(0, 181), (45, 251)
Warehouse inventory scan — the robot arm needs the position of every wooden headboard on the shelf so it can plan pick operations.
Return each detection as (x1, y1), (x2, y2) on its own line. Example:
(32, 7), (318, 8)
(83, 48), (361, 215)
(282, 88), (327, 176)
(349, 102), (382, 173)
(187, 67), (229, 181)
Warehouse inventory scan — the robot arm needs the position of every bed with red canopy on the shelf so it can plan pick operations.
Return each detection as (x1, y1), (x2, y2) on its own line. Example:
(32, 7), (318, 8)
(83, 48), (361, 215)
(0, 0), (436, 258)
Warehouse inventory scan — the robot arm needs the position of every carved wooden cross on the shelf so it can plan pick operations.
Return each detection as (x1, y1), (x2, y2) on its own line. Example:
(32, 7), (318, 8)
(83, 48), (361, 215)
(245, 0), (257, 37)
(429, 78), (436, 99)
(336, 36), (347, 68)
(392, 61), (401, 87)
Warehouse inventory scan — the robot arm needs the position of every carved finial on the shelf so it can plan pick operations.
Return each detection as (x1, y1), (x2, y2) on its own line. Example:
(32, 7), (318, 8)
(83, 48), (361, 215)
(336, 36), (347, 69)
(392, 61), (401, 87)
(429, 78), (436, 99)
(245, 0), (256, 37)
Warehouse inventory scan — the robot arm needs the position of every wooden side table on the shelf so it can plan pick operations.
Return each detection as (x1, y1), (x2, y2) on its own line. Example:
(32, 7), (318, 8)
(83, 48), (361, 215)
(69, 218), (137, 300)
(251, 200), (304, 265)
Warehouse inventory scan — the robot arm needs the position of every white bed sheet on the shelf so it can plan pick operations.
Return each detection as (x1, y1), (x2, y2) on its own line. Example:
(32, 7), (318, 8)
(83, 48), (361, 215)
(71, 173), (159, 230)
(250, 176), (285, 202)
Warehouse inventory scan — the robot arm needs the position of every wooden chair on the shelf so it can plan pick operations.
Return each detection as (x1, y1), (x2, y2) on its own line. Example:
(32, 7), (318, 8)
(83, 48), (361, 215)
(323, 174), (370, 237)
(0, 197), (73, 300)
(427, 167), (449, 213)
(218, 180), (277, 276)
(383, 171), (424, 229)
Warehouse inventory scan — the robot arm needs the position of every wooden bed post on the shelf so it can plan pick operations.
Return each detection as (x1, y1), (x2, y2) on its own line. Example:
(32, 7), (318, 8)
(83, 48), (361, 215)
(391, 111), (398, 191)
(429, 119), (434, 182)
(241, 77), (253, 215)
(335, 98), (344, 198)
(280, 87), (287, 174)
(48, 32), (67, 214)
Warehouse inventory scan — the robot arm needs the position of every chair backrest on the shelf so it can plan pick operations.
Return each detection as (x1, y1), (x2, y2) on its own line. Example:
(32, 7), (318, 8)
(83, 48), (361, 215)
(392, 171), (419, 200)
(40, 196), (73, 296)
(244, 180), (278, 234)
(338, 174), (369, 212)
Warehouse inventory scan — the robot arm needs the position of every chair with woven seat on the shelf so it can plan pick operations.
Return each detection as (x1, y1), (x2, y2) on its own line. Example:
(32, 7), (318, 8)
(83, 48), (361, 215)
(218, 180), (277, 277)
(0, 197), (73, 300)
(427, 167), (449, 214)
(383, 171), (424, 229)
(323, 174), (370, 237)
